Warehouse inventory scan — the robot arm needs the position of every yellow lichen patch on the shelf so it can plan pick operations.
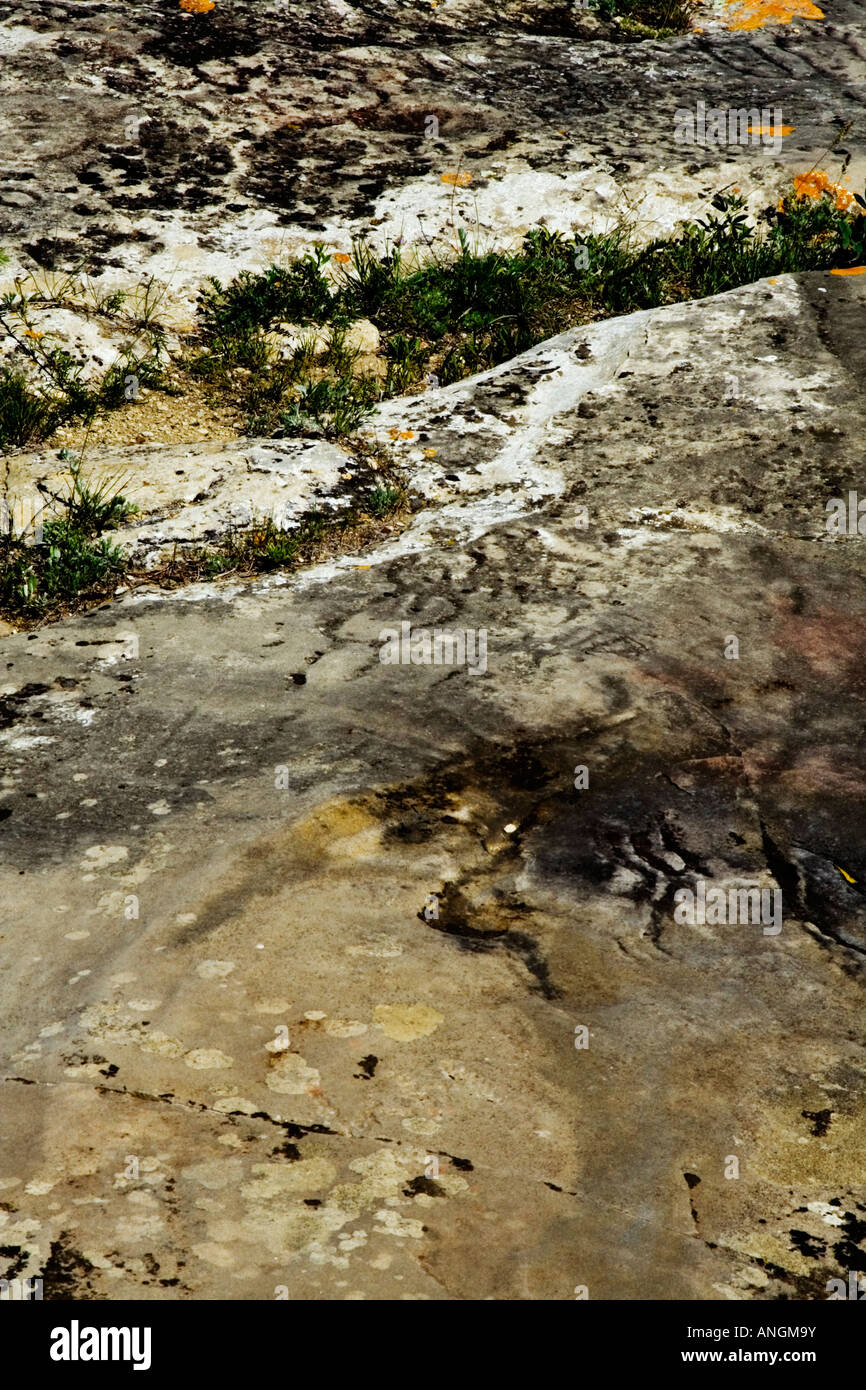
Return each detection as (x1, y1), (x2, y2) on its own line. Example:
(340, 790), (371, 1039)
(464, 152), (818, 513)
(180, 0), (215, 11)
(265, 1051), (321, 1094)
(240, 1159), (337, 1201)
(373, 1003), (444, 1041)
(725, 0), (822, 29)
(748, 125), (795, 136)
(191, 1242), (235, 1267)
(293, 798), (382, 861)
(184, 1048), (233, 1069)
(791, 170), (857, 211)
(322, 1018), (368, 1037)
(830, 266), (866, 276)
(441, 171), (472, 188)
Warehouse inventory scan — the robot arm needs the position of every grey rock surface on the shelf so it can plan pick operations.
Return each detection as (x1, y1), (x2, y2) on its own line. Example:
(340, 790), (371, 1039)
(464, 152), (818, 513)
(1, 269), (865, 1299)
(2, 0), (866, 1304)
(1, 0), (864, 308)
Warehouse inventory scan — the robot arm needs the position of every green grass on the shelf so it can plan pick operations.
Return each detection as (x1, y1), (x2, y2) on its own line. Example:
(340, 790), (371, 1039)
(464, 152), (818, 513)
(198, 249), (335, 346)
(277, 376), (378, 439)
(0, 454), (405, 621)
(0, 261), (170, 452)
(187, 186), (865, 434)
(0, 367), (59, 447)
(0, 338), (168, 453)
(195, 483), (406, 579)
(2, 183), (860, 455)
(366, 484), (406, 518)
(0, 460), (134, 617)
(1, 181), (862, 618)
(594, 0), (696, 38)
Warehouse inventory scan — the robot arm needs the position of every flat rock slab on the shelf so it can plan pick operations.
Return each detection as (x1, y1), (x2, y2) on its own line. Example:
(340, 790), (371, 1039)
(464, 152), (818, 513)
(1, 271), (865, 1299)
(2, 0), (864, 566)
(1, 0), (864, 313)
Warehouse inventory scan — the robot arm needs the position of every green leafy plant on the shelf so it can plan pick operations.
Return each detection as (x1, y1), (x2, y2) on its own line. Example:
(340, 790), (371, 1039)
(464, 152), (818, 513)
(592, 0), (696, 38)
(366, 484), (406, 517)
(186, 177), (865, 443)
(0, 460), (134, 617)
(197, 248), (334, 346)
(277, 376), (378, 439)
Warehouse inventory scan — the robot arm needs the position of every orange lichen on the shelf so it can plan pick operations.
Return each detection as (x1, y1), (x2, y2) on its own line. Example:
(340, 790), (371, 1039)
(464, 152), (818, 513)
(441, 171), (472, 188)
(830, 266), (866, 275)
(388, 428), (415, 440)
(725, 0), (822, 29)
(792, 170), (857, 212)
(180, 0), (215, 12)
(748, 124), (795, 136)
(333, 252), (351, 263)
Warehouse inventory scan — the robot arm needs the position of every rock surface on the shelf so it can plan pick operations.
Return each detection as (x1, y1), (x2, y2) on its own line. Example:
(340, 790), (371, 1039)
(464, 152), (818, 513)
(2, 0), (865, 306)
(2, 269), (866, 1299)
(2, 0), (866, 1303)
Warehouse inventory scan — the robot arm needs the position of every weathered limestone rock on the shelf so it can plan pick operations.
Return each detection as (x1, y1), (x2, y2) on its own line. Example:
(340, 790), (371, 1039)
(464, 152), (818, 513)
(2, 0), (866, 1304)
(1, 0), (864, 324)
(1, 270), (865, 1299)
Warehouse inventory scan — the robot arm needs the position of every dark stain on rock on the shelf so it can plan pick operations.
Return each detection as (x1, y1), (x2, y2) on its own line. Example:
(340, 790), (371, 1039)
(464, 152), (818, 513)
(0, 1245), (27, 1279)
(802, 1108), (833, 1137)
(833, 1211), (866, 1272)
(789, 1229), (826, 1260)
(270, 1139), (302, 1161)
(354, 1054), (378, 1080)
(39, 1234), (97, 1300)
(442, 1153), (474, 1171)
(250, 1114), (338, 1140)
(141, 11), (264, 71)
(403, 1175), (445, 1198)
(0, 683), (51, 729)
(422, 882), (559, 999)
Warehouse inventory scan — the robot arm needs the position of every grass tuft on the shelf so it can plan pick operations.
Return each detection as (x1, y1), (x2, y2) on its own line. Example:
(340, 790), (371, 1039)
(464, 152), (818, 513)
(1, 180), (862, 618)
(186, 186), (864, 440)
(0, 459), (134, 617)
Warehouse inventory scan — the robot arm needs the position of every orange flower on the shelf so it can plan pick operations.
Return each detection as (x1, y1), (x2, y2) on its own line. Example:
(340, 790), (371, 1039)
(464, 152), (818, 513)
(441, 171), (472, 188)
(791, 170), (855, 211)
(725, 0), (823, 30)
(180, 0), (215, 12)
